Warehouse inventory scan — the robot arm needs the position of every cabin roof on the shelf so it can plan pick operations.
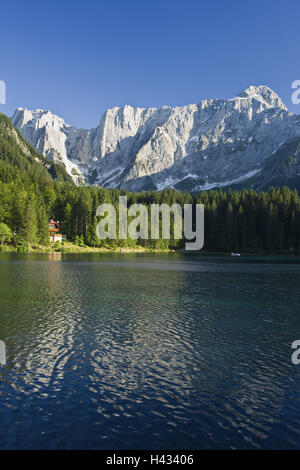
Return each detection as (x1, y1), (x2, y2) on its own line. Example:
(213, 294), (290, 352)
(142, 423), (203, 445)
(48, 219), (60, 232)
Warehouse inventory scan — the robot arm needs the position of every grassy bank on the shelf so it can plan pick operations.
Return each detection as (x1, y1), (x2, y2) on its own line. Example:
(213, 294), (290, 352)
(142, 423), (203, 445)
(0, 242), (172, 254)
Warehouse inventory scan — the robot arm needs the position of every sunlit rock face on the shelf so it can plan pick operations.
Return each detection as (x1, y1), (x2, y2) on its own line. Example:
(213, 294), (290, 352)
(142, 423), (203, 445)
(11, 86), (300, 191)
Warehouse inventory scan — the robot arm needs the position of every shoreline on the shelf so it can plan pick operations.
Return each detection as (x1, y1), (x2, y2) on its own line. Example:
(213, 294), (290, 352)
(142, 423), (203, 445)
(0, 243), (299, 257)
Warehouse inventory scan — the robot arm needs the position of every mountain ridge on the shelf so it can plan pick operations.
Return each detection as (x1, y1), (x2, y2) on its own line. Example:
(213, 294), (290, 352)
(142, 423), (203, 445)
(11, 86), (300, 191)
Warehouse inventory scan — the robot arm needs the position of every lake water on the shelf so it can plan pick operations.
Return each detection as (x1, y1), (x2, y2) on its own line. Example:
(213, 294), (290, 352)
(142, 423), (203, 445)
(0, 252), (300, 449)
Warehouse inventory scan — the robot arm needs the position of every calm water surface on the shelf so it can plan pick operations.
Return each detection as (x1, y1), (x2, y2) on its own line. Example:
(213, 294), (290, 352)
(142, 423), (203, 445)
(0, 252), (300, 449)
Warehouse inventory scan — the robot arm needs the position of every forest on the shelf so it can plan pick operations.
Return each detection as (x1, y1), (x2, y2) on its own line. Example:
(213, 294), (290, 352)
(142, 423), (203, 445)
(1, 176), (300, 253)
(1, 112), (300, 253)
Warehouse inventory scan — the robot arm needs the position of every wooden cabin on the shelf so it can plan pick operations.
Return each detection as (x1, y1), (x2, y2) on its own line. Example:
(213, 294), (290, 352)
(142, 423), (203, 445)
(48, 219), (63, 243)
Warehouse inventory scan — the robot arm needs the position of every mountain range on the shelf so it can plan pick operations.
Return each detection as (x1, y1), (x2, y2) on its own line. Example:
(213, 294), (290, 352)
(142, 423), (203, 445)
(10, 86), (300, 192)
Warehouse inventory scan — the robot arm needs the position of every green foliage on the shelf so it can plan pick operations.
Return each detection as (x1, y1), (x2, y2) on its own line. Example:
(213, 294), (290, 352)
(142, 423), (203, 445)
(196, 186), (300, 253)
(0, 222), (12, 244)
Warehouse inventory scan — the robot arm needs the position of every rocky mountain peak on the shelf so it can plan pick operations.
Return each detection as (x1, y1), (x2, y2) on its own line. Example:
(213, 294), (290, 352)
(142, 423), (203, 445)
(10, 86), (300, 192)
(237, 85), (287, 110)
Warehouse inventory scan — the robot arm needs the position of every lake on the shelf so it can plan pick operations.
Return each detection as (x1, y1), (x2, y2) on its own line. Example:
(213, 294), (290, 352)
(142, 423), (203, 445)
(0, 252), (300, 449)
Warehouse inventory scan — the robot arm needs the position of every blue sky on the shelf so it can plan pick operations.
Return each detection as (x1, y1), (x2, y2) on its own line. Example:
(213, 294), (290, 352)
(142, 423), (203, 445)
(1, 0), (300, 128)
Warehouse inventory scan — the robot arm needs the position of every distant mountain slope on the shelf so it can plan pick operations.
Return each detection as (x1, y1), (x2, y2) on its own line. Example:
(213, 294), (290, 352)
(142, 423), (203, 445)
(0, 113), (73, 186)
(11, 86), (300, 191)
(232, 137), (300, 191)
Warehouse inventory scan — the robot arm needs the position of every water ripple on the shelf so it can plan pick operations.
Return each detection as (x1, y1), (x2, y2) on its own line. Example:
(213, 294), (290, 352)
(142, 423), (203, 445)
(1, 253), (300, 449)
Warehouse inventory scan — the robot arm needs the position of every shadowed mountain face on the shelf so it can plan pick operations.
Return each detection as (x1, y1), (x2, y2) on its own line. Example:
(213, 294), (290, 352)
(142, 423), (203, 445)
(11, 86), (300, 191)
(232, 137), (300, 192)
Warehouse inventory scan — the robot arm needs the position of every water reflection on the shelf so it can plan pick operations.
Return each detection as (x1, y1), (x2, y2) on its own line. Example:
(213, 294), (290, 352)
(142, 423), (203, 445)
(0, 253), (300, 449)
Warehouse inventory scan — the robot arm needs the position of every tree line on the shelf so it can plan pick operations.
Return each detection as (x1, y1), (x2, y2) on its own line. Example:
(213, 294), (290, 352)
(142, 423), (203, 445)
(1, 170), (300, 253)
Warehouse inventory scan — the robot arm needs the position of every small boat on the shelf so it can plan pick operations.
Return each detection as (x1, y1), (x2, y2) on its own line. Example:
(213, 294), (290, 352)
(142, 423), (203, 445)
(231, 252), (241, 257)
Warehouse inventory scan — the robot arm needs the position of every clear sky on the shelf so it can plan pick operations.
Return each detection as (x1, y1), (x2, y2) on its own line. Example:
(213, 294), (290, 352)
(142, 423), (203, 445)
(1, 0), (300, 128)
